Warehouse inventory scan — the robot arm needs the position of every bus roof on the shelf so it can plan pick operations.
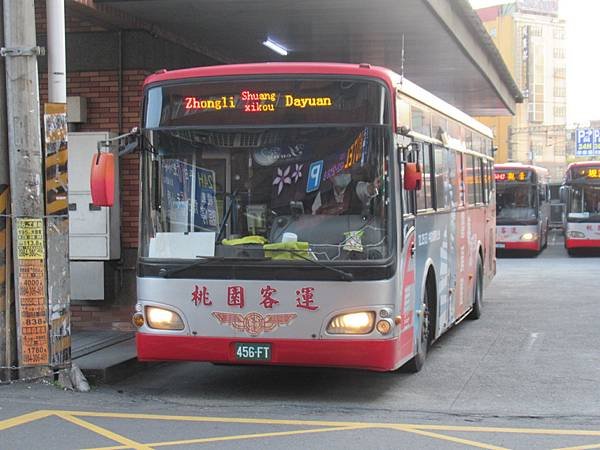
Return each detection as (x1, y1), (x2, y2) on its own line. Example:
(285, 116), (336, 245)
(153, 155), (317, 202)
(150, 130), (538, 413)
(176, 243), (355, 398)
(143, 62), (493, 140)
(495, 163), (549, 178)
(566, 161), (600, 171)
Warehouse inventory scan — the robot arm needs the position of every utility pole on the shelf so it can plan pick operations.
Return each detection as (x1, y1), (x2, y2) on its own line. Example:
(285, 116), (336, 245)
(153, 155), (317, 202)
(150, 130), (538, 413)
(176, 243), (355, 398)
(45, 0), (71, 373)
(0, 0), (16, 381)
(3, 0), (50, 379)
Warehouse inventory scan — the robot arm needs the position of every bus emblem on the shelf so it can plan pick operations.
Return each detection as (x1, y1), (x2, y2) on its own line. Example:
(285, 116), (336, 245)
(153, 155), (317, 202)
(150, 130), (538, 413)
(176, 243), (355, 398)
(212, 311), (297, 336)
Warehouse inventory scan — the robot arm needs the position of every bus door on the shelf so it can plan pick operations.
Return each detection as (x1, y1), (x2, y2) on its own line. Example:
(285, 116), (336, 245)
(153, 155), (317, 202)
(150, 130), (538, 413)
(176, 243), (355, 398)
(482, 160), (495, 281)
(444, 148), (459, 326)
(398, 140), (417, 360)
(453, 151), (468, 319)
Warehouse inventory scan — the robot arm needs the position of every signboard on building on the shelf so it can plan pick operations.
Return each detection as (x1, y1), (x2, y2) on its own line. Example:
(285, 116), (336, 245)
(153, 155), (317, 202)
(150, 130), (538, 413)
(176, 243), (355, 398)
(575, 128), (600, 157)
(517, 0), (559, 16)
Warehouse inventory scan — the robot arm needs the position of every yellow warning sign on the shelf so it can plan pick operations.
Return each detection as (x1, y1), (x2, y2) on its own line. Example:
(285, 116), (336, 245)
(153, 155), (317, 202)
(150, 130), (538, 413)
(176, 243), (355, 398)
(16, 218), (45, 260)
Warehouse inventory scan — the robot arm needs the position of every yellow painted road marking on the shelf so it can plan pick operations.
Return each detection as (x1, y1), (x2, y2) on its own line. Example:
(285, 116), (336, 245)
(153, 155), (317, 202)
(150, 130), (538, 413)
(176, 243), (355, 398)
(554, 444), (600, 450)
(0, 410), (54, 431)
(56, 412), (153, 450)
(84, 425), (371, 450)
(3, 409), (600, 450)
(62, 410), (600, 437)
(411, 424), (600, 437)
(394, 425), (509, 450)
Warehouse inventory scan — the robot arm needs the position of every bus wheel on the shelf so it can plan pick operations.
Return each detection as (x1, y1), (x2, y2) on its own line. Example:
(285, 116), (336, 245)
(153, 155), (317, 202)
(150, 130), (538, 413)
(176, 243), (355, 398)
(567, 248), (577, 257)
(467, 258), (483, 320)
(404, 288), (431, 373)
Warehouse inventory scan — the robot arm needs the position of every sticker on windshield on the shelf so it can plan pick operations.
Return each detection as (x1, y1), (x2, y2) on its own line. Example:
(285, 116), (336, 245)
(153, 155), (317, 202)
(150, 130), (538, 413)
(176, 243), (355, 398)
(343, 230), (365, 252)
(306, 160), (323, 193)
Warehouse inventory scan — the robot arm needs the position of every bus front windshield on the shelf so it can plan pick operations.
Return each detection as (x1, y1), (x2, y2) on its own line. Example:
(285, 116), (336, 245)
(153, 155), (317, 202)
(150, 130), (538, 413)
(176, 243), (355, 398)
(140, 126), (390, 263)
(496, 183), (537, 224)
(568, 185), (600, 222)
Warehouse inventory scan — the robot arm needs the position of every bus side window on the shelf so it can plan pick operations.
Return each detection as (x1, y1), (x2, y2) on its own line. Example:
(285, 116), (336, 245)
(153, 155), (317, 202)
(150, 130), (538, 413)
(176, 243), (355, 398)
(417, 144), (433, 211)
(488, 160), (495, 203)
(475, 156), (483, 205)
(402, 143), (417, 215)
(481, 159), (488, 204)
(466, 154), (477, 206)
(433, 146), (448, 209)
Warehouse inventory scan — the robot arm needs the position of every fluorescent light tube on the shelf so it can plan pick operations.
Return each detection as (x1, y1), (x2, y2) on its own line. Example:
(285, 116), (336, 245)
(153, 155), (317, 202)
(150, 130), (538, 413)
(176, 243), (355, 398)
(262, 39), (288, 56)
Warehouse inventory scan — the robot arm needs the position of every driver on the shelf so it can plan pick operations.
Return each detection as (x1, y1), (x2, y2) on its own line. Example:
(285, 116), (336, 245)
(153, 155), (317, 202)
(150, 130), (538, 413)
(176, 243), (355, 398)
(311, 170), (381, 215)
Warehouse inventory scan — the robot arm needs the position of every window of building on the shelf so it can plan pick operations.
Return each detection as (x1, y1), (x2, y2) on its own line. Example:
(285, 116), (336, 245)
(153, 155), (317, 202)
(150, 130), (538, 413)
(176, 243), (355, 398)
(553, 47), (566, 59)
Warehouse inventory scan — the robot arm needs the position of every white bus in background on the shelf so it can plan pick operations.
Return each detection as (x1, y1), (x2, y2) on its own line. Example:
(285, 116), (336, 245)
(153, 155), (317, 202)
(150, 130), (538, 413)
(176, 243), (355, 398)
(495, 163), (550, 254)
(562, 162), (600, 256)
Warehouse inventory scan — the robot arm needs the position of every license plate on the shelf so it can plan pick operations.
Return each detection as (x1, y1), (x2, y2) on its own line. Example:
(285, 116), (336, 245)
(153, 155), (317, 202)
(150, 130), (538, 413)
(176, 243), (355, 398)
(496, 243), (506, 249)
(234, 343), (271, 361)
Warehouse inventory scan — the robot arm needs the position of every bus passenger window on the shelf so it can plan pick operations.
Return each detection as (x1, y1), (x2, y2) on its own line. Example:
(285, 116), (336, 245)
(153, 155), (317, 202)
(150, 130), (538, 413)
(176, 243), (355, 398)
(434, 146), (448, 209)
(481, 160), (488, 204)
(474, 156), (483, 204)
(417, 144), (433, 211)
(467, 155), (477, 206)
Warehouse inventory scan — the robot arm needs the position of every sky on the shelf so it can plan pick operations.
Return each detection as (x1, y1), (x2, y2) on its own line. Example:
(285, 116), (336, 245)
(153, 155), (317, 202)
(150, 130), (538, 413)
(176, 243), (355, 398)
(469, 0), (598, 126)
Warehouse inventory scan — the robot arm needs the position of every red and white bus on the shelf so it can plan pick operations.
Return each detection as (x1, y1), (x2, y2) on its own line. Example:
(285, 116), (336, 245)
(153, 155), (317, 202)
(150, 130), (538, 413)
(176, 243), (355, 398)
(562, 161), (600, 255)
(92, 63), (496, 372)
(494, 163), (550, 253)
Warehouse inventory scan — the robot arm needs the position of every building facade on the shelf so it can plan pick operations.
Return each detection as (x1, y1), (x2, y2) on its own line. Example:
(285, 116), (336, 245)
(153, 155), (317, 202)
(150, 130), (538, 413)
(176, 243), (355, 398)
(476, 0), (567, 181)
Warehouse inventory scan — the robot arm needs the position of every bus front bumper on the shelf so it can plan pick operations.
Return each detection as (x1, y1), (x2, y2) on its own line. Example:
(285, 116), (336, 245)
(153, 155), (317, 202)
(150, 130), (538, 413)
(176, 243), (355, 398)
(136, 333), (405, 372)
(565, 238), (600, 249)
(496, 241), (539, 251)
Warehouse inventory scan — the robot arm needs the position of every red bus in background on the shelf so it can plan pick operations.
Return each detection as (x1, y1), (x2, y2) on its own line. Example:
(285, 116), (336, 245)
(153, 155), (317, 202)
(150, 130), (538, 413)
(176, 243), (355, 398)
(562, 161), (600, 255)
(495, 163), (550, 254)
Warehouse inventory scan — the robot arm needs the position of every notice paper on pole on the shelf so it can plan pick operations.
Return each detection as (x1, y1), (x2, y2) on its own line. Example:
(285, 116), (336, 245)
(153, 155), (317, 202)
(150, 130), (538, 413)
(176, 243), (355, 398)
(16, 218), (49, 366)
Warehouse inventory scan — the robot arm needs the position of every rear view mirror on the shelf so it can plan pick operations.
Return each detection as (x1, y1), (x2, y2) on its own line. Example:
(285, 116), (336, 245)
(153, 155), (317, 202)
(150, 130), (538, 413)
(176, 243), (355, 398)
(404, 162), (422, 191)
(90, 152), (115, 207)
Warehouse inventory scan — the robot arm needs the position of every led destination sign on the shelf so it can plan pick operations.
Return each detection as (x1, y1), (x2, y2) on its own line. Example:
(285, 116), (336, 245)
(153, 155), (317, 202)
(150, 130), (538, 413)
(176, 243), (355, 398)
(578, 167), (600, 179)
(145, 78), (388, 127)
(183, 90), (334, 113)
(494, 171), (532, 182)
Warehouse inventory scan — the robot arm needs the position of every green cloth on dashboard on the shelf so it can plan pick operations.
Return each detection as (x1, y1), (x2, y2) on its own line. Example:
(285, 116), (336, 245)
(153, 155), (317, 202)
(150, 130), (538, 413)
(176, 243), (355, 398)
(222, 235), (268, 246)
(263, 241), (310, 260)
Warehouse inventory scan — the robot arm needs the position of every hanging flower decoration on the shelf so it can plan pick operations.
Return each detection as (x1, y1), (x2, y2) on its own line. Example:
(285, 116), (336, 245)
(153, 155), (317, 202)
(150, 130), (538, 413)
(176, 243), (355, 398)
(273, 166), (292, 195)
(290, 163), (304, 183)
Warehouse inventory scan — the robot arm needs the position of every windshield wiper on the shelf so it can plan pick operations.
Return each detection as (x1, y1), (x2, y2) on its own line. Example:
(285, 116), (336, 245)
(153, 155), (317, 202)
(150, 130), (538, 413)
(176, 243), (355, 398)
(157, 256), (265, 278)
(261, 247), (354, 282)
(157, 250), (354, 281)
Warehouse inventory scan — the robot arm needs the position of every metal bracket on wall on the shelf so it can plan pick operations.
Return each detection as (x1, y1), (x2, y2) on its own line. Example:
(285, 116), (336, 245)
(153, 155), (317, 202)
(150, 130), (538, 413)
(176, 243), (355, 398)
(0, 46), (46, 57)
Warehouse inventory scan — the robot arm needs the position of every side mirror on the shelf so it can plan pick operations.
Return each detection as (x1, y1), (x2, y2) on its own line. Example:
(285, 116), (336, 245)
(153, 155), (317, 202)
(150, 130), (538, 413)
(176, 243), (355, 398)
(404, 162), (422, 191)
(90, 152), (115, 207)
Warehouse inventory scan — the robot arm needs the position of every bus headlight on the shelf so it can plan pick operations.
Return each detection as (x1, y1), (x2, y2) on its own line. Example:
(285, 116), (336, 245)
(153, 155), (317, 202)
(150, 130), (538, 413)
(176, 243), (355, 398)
(145, 306), (184, 330)
(567, 231), (585, 238)
(520, 232), (537, 241)
(326, 311), (375, 334)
